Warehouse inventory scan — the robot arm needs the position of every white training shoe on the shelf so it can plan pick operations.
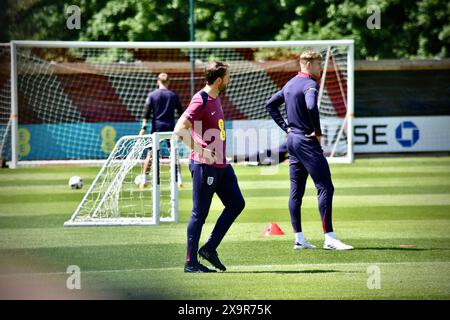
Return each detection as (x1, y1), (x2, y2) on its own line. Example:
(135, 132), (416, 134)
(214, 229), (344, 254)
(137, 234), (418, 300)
(293, 240), (317, 250)
(323, 238), (354, 250)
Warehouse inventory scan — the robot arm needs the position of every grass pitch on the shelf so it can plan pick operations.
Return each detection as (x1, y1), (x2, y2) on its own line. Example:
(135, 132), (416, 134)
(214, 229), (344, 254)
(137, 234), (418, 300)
(0, 157), (449, 299)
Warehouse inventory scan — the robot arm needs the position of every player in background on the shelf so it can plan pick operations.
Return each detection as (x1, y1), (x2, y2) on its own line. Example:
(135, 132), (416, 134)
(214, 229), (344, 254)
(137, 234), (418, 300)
(139, 73), (183, 188)
(265, 50), (353, 250)
(174, 61), (245, 273)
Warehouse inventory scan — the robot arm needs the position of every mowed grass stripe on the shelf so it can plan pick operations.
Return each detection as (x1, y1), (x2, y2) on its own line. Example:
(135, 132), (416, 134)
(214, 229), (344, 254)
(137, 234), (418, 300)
(1, 219), (449, 249)
(237, 177), (450, 188)
(1, 193), (450, 214)
(207, 193), (450, 210)
(0, 239), (448, 281)
(1, 161), (449, 179)
(0, 155), (447, 175)
(239, 186), (450, 197)
(2, 183), (450, 198)
(1, 159), (448, 188)
(2, 186), (450, 204)
(1, 205), (449, 229)
(2, 261), (448, 276)
(3, 173), (450, 189)
(0, 239), (448, 269)
(1, 262), (448, 299)
(98, 262), (450, 300)
(234, 164), (450, 175)
(0, 157), (449, 299)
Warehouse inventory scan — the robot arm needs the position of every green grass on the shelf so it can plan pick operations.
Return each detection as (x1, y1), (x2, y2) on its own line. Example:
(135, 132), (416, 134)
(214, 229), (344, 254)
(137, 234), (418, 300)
(0, 157), (449, 299)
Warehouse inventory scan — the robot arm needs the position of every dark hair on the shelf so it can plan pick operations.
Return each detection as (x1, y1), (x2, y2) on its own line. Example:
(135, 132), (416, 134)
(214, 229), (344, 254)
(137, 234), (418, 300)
(157, 73), (169, 85)
(204, 61), (229, 84)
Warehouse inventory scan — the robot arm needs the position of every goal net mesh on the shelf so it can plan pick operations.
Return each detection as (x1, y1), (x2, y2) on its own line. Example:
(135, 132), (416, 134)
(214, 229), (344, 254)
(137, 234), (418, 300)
(0, 45), (11, 161)
(13, 43), (351, 162)
(65, 134), (177, 226)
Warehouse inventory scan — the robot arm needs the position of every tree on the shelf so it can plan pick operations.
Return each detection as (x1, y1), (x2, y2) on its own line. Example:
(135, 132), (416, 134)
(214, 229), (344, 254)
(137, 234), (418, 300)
(2, 0), (448, 59)
(2, 0), (80, 41)
(276, 0), (450, 59)
(2, 0), (296, 42)
(80, 0), (189, 41)
(193, 0), (296, 41)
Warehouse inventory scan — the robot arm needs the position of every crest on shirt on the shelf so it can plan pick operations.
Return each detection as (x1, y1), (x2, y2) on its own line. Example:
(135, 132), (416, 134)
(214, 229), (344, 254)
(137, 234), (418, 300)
(207, 177), (214, 186)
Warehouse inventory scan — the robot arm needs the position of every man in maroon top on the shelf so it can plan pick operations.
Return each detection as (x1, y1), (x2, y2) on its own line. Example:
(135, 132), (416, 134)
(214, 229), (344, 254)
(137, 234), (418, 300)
(174, 61), (245, 273)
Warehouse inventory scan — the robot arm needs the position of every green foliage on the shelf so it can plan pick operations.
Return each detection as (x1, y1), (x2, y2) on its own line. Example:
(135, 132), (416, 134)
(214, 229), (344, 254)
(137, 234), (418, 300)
(193, 0), (296, 41)
(4, 0), (79, 41)
(80, 0), (189, 41)
(275, 0), (450, 59)
(2, 0), (449, 59)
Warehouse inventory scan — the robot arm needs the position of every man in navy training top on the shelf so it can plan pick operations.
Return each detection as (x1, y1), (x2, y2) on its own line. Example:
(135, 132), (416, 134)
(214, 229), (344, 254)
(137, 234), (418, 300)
(139, 73), (183, 188)
(174, 61), (245, 273)
(265, 50), (353, 250)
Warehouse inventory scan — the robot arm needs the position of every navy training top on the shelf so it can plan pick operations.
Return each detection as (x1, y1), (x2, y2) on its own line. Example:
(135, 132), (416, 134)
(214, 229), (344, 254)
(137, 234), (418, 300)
(144, 88), (183, 132)
(265, 72), (322, 137)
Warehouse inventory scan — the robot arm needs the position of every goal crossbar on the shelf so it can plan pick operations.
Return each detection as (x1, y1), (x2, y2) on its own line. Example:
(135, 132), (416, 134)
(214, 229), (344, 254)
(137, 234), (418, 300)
(11, 40), (355, 49)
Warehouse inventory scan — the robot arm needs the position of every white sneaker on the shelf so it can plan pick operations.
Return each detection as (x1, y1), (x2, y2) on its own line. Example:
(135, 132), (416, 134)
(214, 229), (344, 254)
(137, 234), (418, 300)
(323, 238), (354, 250)
(293, 240), (316, 250)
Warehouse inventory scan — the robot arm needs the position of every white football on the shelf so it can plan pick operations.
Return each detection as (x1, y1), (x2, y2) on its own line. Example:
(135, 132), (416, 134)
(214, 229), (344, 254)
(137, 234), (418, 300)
(134, 174), (147, 186)
(69, 176), (84, 189)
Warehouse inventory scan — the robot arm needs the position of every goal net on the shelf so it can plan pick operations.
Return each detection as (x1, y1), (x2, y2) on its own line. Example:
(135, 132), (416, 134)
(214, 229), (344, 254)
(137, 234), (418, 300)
(9, 40), (354, 166)
(64, 132), (178, 226)
(0, 44), (11, 164)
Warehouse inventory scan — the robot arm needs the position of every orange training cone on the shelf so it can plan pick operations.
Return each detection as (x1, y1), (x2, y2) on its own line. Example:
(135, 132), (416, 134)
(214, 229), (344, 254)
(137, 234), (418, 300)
(260, 222), (285, 236)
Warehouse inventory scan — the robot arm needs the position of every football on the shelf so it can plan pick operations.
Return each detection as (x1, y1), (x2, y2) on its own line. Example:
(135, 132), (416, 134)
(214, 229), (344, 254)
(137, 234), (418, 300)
(69, 176), (84, 189)
(134, 174), (147, 186)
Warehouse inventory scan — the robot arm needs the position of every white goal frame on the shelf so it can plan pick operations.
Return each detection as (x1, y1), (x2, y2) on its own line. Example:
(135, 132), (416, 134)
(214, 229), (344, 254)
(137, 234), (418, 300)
(8, 40), (354, 167)
(64, 132), (179, 226)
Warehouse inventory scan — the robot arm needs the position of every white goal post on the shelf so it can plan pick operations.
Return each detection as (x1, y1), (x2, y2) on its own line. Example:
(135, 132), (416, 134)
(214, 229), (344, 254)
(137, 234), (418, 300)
(7, 40), (354, 167)
(0, 43), (11, 165)
(64, 132), (179, 226)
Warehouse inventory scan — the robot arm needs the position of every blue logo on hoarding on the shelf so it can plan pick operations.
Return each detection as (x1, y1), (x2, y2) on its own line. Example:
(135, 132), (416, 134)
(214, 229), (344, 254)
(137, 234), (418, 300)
(395, 121), (419, 147)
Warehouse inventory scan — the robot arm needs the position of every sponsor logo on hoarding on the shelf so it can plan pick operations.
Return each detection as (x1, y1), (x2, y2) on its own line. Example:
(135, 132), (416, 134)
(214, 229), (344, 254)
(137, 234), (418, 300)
(395, 121), (419, 147)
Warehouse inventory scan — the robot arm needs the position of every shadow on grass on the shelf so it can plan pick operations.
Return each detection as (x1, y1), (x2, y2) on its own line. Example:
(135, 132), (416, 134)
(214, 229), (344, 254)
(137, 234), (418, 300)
(225, 270), (349, 274)
(354, 247), (445, 251)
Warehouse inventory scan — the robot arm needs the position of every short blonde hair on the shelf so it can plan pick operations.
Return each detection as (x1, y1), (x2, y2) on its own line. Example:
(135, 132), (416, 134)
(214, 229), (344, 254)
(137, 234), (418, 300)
(157, 73), (169, 85)
(299, 50), (322, 64)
